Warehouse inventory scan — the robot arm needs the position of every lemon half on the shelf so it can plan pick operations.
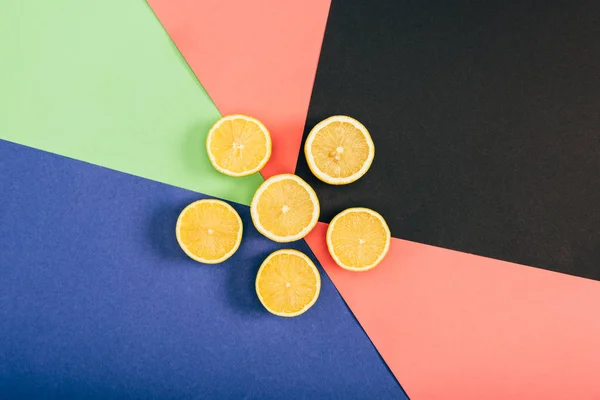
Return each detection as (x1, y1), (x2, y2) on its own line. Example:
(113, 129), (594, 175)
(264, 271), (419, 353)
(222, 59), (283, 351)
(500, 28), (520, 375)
(256, 249), (321, 317)
(207, 114), (271, 177)
(304, 115), (374, 185)
(250, 174), (320, 242)
(327, 207), (390, 271)
(176, 199), (243, 264)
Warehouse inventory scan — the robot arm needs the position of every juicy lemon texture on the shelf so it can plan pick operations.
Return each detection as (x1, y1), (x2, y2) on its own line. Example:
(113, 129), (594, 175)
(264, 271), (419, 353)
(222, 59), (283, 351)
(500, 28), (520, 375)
(305, 116), (374, 185)
(256, 249), (321, 317)
(251, 174), (319, 242)
(327, 207), (390, 271)
(176, 199), (243, 264)
(207, 115), (271, 177)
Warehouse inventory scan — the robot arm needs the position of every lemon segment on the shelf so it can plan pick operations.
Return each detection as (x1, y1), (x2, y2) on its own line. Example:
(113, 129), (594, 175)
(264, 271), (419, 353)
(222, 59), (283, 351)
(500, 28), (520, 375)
(304, 115), (374, 185)
(255, 249), (321, 317)
(207, 114), (272, 177)
(176, 199), (243, 264)
(250, 174), (320, 242)
(327, 207), (390, 271)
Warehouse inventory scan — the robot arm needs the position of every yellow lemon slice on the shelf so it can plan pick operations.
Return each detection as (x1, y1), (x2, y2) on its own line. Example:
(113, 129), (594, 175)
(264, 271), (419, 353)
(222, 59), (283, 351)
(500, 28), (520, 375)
(250, 174), (320, 243)
(175, 199), (243, 264)
(206, 114), (272, 177)
(255, 249), (321, 317)
(304, 115), (374, 185)
(327, 207), (391, 271)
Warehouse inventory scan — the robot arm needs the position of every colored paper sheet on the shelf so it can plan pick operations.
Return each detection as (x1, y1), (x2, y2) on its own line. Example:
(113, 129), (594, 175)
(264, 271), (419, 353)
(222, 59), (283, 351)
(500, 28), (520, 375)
(296, 0), (600, 280)
(0, 0), (262, 206)
(0, 139), (408, 400)
(147, 0), (331, 178)
(306, 224), (600, 399)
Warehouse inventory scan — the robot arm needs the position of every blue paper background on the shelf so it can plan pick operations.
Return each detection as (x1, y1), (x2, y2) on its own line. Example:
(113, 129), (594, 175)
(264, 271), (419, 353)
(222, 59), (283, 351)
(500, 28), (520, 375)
(0, 140), (407, 399)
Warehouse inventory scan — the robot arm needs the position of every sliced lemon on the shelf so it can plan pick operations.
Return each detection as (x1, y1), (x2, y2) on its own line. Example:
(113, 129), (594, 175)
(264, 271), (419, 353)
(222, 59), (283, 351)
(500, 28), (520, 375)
(304, 115), (374, 185)
(250, 174), (320, 242)
(206, 114), (272, 177)
(327, 207), (390, 271)
(256, 249), (321, 317)
(176, 199), (243, 264)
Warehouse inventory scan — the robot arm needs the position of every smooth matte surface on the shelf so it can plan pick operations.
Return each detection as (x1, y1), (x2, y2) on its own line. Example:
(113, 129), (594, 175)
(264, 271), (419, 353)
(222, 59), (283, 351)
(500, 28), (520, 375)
(0, 139), (407, 400)
(296, 0), (600, 280)
(0, 0), (262, 206)
(147, 0), (331, 178)
(307, 223), (600, 400)
(149, 2), (600, 397)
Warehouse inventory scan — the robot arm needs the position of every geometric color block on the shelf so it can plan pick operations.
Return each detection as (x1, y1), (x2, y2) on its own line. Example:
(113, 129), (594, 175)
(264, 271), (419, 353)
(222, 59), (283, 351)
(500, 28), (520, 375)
(297, 0), (600, 280)
(0, 139), (408, 399)
(0, 0), (262, 206)
(147, 0), (332, 178)
(296, 1), (600, 397)
(306, 223), (600, 399)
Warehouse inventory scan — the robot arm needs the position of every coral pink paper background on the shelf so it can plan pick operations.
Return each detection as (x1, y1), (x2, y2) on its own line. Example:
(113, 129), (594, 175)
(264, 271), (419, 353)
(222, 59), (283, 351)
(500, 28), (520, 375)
(306, 223), (600, 399)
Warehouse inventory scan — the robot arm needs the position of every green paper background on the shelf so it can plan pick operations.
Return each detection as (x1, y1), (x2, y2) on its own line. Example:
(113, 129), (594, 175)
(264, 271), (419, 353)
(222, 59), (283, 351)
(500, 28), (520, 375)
(0, 0), (263, 205)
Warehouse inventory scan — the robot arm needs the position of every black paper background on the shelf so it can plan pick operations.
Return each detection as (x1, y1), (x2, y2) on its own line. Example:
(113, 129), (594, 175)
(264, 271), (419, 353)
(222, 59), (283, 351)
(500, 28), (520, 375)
(296, 0), (600, 279)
